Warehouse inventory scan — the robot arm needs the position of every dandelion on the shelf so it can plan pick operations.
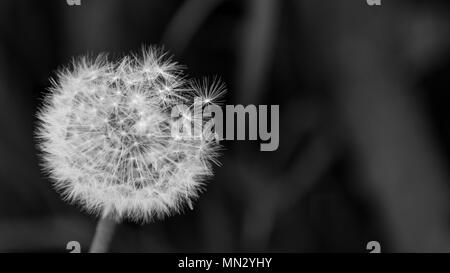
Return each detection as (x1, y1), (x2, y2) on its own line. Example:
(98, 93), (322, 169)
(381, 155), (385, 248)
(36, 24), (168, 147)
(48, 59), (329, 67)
(36, 47), (223, 252)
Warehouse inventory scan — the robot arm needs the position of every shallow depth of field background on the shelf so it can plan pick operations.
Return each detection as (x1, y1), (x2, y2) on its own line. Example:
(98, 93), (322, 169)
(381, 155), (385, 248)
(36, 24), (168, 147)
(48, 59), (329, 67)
(1, 0), (450, 252)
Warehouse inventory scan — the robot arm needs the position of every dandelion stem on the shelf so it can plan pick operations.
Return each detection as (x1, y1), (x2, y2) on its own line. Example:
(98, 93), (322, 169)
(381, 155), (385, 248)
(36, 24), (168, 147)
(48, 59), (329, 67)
(89, 216), (116, 253)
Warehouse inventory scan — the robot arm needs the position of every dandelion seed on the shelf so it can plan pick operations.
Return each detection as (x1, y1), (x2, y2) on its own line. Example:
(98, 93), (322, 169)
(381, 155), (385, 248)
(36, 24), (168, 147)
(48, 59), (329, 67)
(36, 47), (223, 223)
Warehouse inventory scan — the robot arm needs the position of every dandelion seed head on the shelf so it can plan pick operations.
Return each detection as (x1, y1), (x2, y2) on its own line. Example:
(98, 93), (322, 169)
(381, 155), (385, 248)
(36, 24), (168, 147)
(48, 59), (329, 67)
(36, 48), (223, 222)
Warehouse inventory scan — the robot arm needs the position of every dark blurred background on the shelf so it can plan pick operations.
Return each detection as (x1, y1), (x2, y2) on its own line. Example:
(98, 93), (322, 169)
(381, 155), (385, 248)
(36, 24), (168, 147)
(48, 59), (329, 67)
(1, 0), (450, 252)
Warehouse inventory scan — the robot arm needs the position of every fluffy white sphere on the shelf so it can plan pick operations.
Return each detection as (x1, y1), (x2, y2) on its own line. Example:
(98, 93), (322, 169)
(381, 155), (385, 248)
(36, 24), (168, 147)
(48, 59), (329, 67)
(36, 48), (222, 222)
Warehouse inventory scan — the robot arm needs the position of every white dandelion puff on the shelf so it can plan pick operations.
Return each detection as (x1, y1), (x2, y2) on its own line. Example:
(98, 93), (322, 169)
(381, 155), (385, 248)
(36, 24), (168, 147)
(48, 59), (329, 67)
(36, 47), (223, 223)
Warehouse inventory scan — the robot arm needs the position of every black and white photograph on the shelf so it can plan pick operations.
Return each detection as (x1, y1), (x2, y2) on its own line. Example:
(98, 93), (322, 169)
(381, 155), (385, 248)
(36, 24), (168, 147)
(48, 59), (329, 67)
(1, 0), (450, 264)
